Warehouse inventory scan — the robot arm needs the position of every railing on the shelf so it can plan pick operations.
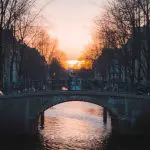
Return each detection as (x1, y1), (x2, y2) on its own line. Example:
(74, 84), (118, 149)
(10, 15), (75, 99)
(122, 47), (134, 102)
(8, 79), (123, 91)
(3, 79), (150, 95)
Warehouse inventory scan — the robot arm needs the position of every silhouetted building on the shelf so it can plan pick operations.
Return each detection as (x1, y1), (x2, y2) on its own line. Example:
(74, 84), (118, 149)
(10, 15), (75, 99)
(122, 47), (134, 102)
(93, 48), (122, 83)
(2, 28), (20, 90)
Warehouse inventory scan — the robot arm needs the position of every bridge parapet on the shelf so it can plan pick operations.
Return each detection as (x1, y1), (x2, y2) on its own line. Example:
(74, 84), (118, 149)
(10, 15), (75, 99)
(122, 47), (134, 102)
(0, 91), (150, 135)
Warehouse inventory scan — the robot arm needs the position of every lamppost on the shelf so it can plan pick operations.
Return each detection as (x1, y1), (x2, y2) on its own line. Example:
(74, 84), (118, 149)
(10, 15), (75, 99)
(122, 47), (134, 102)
(51, 72), (56, 90)
(94, 67), (97, 79)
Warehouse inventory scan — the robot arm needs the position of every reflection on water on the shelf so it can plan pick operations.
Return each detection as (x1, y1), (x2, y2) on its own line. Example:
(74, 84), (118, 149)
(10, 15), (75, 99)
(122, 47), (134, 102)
(0, 101), (150, 150)
(40, 101), (111, 150)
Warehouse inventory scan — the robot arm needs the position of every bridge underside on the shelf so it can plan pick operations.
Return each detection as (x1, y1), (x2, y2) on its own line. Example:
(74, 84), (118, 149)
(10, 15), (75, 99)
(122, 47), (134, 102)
(41, 95), (109, 111)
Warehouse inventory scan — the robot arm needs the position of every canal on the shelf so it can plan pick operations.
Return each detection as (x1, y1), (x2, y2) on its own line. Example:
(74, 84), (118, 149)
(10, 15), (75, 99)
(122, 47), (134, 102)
(0, 101), (149, 149)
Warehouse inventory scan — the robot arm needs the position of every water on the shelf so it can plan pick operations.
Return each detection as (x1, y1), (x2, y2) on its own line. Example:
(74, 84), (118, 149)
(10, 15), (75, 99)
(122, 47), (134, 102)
(40, 101), (111, 150)
(0, 101), (149, 150)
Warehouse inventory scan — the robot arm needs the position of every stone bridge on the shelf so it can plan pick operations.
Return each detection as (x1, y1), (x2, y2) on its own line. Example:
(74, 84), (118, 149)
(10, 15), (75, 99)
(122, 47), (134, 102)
(0, 90), (150, 135)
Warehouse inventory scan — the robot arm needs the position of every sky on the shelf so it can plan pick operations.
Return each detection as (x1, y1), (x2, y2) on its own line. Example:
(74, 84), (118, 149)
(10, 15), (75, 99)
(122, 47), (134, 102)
(36, 0), (105, 59)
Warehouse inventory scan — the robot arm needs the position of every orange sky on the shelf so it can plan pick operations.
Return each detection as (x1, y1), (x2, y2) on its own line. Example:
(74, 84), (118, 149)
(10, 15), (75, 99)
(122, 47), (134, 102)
(36, 0), (106, 59)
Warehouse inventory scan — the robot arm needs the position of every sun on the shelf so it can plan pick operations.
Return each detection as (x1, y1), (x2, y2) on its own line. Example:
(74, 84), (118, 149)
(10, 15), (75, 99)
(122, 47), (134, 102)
(67, 60), (79, 65)
(64, 60), (92, 70)
(65, 60), (80, 69)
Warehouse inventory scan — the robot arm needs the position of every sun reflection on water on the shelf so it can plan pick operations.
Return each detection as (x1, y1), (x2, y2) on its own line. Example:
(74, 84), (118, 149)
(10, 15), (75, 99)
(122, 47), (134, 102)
(40, 101), (112, 149)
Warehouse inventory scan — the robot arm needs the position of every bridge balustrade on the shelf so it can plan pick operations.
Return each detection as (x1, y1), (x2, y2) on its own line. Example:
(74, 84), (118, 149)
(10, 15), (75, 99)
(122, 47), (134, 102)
(4, 78), (146, 95)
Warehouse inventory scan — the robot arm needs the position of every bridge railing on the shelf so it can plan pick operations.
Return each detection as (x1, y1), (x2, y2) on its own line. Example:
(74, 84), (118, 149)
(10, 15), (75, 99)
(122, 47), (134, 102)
(24, 79), (129, 92)
(31, 79), (132, 93)
(4, 79), (144, 95)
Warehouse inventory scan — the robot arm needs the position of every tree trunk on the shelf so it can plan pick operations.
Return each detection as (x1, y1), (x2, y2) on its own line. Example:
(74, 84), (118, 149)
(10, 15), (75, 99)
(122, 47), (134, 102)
(146, 20), (150, 81)
(0, 28), (4, 90)
(10, 51), (15, 83)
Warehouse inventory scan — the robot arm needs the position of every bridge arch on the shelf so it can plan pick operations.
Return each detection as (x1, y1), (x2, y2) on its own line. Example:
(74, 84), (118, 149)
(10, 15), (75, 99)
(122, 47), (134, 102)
(1, 91), (150, 135)
(40, 95), (110, 113)
(37, 95), (112, 129)
(36, 95), (121, 133)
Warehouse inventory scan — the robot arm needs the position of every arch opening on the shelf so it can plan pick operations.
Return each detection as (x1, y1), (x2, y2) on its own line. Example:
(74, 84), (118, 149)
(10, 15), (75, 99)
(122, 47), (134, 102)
(37, 96), (118, 131)
(42, 95), (108, 112)
(45, 101), (104, 117)
(38, 101), (113, 130)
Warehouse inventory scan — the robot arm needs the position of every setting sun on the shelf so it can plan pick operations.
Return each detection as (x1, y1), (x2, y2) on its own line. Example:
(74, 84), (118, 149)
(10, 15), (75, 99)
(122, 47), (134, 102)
(65, 60), (80, 68)
(67, 60), (79, 65)
(64, 60), (92, 70)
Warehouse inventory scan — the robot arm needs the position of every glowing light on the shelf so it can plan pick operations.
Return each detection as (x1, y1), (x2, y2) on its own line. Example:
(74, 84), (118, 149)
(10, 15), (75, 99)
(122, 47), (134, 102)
(67, 60), (79, 65)
(65, 60), (80, 69)
(64, 60), (92, 69)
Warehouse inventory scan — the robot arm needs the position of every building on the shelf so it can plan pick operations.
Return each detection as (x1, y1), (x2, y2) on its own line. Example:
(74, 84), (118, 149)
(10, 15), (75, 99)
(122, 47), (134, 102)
(121, 26), (148, 85)
(2, 28), (20, 90)
(93, 48), (122, 83)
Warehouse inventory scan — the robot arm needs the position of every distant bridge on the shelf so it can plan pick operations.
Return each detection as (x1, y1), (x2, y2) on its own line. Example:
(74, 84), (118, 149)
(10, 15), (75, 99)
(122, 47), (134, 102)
(0, 90), (150, 135)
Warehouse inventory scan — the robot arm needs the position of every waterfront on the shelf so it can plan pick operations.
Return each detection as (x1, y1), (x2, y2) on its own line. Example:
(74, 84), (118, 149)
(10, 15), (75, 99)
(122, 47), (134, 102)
(0, 101), (149, 150)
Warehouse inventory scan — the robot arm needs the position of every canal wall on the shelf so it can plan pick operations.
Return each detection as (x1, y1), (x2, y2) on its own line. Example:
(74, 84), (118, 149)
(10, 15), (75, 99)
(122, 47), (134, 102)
(108, 108), (150, 135)
(0, 96), (41, 135)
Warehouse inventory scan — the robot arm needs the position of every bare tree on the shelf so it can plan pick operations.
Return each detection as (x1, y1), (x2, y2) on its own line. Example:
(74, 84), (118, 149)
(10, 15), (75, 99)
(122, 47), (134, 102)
(0, 0), (36, 88)
(137, 0), (150, 81)
(94, 0), (150, 85)
(29, 27), (59, 64)
(53, 50), (67, 67)
(80, 33), (101, 67)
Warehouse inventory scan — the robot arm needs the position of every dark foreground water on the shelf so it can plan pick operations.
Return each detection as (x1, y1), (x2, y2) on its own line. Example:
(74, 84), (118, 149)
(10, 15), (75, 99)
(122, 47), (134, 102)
(0, 101), (150, 150)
